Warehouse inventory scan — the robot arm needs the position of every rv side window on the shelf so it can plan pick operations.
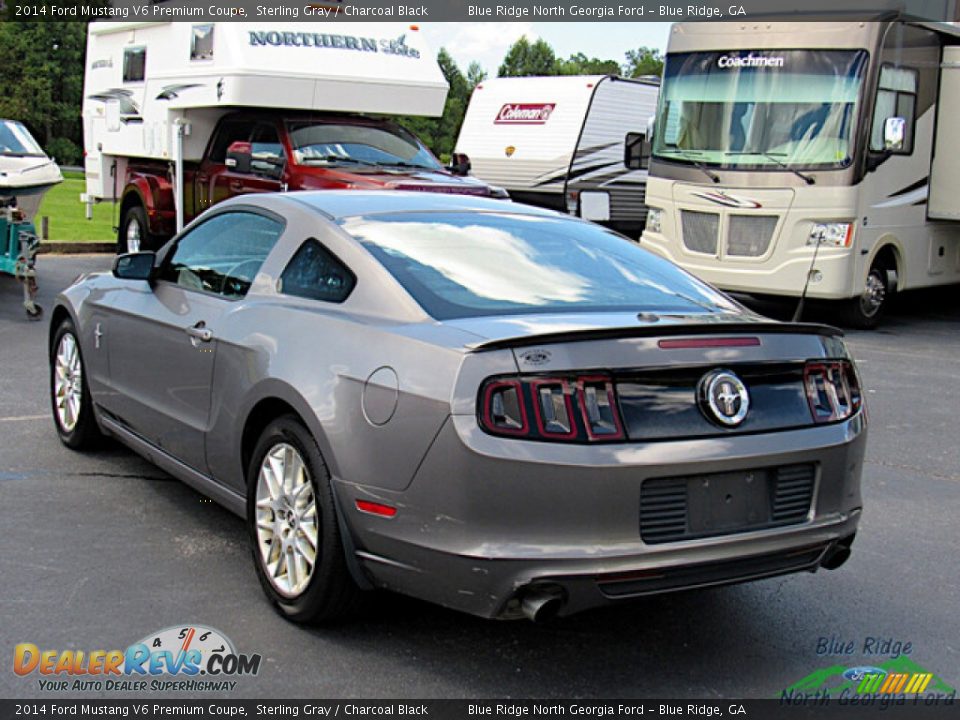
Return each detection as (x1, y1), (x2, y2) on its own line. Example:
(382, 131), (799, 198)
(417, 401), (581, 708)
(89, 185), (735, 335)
(279, 239), (356, 304)
(123, 47), (146, 83)
(870, 66), (917, 154)
(191, 25), (214, 61)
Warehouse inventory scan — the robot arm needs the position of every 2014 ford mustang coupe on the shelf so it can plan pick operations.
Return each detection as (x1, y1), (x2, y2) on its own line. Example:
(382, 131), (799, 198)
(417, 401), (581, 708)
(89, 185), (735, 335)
(49, 191), (865, 623)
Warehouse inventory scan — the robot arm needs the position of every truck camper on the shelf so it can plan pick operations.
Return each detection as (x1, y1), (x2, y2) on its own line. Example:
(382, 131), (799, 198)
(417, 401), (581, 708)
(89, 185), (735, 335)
(82, 22), (500, 252)
(455, 75), (659, 237)
(640, 21), (960, 327)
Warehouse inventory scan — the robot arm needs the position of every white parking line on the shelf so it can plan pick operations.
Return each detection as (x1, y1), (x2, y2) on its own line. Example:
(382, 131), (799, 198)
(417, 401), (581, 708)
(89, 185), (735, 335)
(0, 414), (47, 423)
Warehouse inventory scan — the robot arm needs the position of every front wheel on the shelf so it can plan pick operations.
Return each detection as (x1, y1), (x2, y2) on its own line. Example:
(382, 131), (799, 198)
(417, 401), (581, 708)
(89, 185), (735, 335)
(50, 319), (103, 450)
(247, 415), (361, 623)
(838, 262), (890, 329)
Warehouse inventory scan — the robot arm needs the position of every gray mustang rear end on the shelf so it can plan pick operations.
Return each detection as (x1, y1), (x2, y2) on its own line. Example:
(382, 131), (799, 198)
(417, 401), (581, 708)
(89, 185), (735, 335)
(50, 191), (865, 623)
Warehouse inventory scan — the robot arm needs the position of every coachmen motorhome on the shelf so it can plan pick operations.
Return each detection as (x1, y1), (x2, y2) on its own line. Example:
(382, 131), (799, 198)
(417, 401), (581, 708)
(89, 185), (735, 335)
(82, 22), (501, 252)
(454, 75), (659, 237)
(640, 21), (960, 328)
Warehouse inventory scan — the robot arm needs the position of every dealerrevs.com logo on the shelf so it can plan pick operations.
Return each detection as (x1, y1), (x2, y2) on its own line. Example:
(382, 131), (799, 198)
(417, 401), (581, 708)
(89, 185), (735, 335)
(495, 103), (556, 124)
(14, 625), (261, 693)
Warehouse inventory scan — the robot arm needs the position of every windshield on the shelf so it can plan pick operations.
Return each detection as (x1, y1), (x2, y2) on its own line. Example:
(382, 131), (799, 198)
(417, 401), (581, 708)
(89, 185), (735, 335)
(653, 50), (868, 170)
(0, 120), (45, 157)
(341, 212), (739, 320)
(287, 121), (442, 171)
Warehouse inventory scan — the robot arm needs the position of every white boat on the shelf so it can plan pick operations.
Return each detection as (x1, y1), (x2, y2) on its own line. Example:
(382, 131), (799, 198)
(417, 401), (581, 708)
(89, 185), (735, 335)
(0, 119), (63, 221)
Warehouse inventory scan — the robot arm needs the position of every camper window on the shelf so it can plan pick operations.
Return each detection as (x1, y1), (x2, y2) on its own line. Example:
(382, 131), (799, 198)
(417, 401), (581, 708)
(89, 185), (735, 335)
(123, 47), (146, 83)
(870, 66), (917, 155)
(191, 25), (214, 61)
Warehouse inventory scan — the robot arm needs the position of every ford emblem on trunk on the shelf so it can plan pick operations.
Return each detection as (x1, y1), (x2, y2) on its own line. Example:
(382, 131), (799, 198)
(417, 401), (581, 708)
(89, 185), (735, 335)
(698, 370), (750, 427)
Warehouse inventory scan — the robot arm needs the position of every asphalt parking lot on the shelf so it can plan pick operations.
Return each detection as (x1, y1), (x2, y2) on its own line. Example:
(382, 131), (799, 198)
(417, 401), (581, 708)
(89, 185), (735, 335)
(1, 254), (958, 699)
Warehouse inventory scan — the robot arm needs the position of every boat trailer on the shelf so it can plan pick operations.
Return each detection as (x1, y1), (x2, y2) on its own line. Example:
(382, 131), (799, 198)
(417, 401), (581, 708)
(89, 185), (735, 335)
(0, 198), (42, 319)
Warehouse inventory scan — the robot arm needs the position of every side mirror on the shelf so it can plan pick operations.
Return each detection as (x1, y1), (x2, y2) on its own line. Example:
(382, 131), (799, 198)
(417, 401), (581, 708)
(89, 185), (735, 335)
(225, 141), (252, 173)
(113, 251), (156, 281)
(624, 132), (645, 170)
(883, 116), (906, 152)
(449, 152), (471, 176)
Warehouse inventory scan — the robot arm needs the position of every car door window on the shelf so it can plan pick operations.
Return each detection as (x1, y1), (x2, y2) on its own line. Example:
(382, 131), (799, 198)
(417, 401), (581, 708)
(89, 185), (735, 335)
(208, 120), (252, 164)
(278, 239), (356, 303)
(159, 212), (283, 299)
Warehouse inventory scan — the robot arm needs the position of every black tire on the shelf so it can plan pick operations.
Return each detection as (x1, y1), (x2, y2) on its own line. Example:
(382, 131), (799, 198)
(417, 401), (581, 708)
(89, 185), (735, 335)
(246, 415), (361, 624)
(838, 261), (891, 330)
(49, 318), (103, 450)
(118, 204), (155, 254)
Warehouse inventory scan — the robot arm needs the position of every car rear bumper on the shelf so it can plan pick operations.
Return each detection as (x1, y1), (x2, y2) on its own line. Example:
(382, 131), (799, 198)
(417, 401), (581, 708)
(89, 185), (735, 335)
(337, 413), (866, 619)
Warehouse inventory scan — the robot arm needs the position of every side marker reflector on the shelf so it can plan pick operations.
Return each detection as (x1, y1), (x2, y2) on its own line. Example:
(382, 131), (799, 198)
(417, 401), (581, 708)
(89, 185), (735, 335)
(356, 500), (397, 518)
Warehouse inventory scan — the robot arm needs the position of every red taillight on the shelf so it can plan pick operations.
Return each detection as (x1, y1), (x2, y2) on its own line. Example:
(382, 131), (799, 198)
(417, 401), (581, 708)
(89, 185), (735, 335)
(479, 374), (624, 443)
(482, 379), (529, 436)
(356, 500), (397, 517)
(530, 379), (577, 439)
(576, 376), (625, 440)
(804, 361), (862, 423)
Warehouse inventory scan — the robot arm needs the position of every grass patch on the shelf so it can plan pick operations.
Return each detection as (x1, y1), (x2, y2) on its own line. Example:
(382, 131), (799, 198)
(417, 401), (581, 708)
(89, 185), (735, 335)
(34, 171), (116, 243)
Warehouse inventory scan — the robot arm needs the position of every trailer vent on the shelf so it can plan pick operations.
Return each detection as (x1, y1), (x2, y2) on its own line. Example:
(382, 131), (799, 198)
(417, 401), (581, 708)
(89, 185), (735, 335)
(681, 210), (719, 255)
(727, 215), (778, 257)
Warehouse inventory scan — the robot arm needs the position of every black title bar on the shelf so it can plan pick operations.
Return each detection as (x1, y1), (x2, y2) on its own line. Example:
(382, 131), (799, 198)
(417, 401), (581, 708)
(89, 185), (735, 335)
(3, 0), (959, 22)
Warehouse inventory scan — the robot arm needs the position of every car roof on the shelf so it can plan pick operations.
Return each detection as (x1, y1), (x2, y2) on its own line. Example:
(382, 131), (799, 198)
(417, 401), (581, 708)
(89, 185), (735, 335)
(286, 190), (564, 221)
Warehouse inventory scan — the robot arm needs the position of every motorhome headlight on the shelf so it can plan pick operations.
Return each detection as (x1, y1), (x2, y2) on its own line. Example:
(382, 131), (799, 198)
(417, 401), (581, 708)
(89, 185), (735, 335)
(808, 222), (853, 248)
(646, 208), (663, 234)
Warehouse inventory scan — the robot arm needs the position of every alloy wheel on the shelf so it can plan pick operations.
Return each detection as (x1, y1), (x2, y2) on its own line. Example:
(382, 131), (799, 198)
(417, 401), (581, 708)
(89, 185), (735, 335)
(254, 443), (319, 598)
(860, 269), (886, 319)
(53, 333), (83, 433)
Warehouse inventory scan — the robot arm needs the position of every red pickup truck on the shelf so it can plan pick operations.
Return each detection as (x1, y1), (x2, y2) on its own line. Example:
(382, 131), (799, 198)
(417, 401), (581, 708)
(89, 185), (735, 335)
(117, 110), (501, 252)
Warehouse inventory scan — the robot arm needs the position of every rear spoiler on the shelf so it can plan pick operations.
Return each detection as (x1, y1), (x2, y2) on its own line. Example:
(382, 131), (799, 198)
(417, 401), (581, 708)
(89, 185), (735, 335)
(467, 321), (843, 352)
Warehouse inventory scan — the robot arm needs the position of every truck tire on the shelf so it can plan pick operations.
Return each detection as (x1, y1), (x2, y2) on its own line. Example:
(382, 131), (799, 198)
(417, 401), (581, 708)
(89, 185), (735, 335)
(838, 260), (891, 330)
(118, 204), (155, 254)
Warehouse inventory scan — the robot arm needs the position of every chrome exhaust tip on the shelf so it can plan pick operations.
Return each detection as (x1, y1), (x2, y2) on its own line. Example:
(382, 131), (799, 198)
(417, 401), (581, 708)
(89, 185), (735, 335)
(520, 585), (566, 622)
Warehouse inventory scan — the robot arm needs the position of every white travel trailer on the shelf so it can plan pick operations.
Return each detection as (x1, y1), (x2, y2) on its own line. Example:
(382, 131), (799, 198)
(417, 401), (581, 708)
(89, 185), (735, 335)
(82, 21), (449, 233)
(455, 75), (659, 237)
(640, 21), (960, 327)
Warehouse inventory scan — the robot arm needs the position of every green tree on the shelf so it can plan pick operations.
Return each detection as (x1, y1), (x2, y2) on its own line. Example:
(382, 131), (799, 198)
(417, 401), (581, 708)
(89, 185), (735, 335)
(466, 61), (487, 92)
(624, 47), (665, 78)
(497, 37), (559, 77)
(395, 48), (474, 159)
(0, 21), (90, 163)
(557, 52), (621, 76)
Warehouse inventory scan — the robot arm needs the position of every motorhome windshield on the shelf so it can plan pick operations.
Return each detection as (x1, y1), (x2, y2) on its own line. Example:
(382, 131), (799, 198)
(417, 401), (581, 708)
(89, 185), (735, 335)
(0, 120), (45, 157)
(288, 121), (443, 171)
(653, 50), (868, 170)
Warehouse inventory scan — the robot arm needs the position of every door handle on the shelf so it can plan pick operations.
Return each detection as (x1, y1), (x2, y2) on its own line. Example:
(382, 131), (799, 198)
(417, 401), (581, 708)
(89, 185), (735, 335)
(229, 180), (244, 191)
(185, 321), (213, 344)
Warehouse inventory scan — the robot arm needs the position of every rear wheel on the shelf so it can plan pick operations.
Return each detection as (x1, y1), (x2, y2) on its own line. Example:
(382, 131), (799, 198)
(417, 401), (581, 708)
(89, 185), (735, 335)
(247, 415), (361, 623)
(118, 204), (154, 254)
(839, 260), (891, 329)
(50, 319), (103, 450)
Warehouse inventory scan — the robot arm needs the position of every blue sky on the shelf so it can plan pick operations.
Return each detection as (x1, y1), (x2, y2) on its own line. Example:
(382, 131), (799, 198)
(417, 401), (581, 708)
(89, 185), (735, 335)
(420, 22), (672, 75)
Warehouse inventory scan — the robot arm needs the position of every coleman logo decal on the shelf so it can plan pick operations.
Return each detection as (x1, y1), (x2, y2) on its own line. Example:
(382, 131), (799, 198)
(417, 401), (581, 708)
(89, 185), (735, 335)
(495, 104), (556, 124)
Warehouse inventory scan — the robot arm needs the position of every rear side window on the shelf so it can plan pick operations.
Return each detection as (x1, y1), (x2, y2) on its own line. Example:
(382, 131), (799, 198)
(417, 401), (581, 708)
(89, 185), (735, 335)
(160, 212), (283, 298)
(279, 239), (356, 303)
(341, 212), (738, 320)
